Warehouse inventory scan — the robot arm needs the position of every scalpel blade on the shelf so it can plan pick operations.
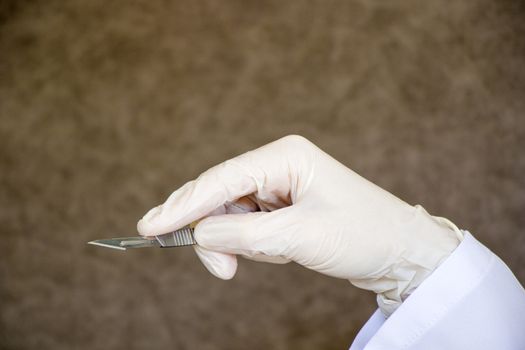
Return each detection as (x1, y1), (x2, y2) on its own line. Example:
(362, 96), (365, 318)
(88, 226), (196, 250)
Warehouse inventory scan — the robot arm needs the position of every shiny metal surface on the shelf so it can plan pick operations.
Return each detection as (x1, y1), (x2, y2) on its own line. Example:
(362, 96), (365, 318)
(88, 226), (196, 250)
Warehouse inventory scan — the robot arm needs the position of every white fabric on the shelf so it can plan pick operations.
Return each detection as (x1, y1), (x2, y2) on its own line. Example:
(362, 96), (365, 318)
(137, 135), (461, 316)
(350, 231), (525, 350)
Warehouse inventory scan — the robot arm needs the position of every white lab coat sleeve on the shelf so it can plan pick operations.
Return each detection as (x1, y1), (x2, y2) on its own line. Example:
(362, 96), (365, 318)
(349, 231), (525, 350)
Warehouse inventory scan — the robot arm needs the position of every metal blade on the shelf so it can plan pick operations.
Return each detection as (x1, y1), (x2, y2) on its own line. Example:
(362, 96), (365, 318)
(88, 226), (196, 250)
(88, 237), (160, 250)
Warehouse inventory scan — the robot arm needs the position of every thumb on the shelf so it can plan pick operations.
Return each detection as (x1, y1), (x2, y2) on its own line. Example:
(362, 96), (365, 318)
(195, 208), (299, 259)
(136, 136), (299, 237)
(137, 160), (257, 236)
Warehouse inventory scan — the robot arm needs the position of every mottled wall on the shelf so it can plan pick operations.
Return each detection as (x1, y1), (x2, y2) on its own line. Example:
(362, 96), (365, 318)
(1, 1), (524, 349)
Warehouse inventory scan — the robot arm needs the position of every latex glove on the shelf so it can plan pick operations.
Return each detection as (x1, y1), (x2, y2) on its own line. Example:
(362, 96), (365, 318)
(137, 135), (462, 316)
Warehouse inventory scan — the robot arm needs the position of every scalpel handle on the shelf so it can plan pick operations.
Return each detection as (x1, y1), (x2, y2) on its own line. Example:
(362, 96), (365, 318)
(156, 226), (197, 247)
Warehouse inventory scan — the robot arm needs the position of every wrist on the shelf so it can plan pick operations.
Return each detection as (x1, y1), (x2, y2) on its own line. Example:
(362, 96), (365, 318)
(349, 205), (462, 317)
(379, 205), (462, 316)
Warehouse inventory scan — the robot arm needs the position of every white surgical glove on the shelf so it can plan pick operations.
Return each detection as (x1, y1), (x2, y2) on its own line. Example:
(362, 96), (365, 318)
(138, 135), (462, 316)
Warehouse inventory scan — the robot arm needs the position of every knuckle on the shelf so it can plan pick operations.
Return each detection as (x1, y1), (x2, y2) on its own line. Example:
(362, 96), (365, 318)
(279, 134), (311, 147)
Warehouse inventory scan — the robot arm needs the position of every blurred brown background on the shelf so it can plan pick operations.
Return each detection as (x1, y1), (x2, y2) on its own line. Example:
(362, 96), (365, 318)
(1, 0), (524, 349)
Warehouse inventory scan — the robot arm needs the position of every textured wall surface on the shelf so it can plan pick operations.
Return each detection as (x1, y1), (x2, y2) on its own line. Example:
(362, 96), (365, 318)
(1, 1), (524, 349)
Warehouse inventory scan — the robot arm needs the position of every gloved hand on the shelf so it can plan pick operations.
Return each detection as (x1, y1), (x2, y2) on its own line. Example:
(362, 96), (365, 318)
(137, 135), (462, 315)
